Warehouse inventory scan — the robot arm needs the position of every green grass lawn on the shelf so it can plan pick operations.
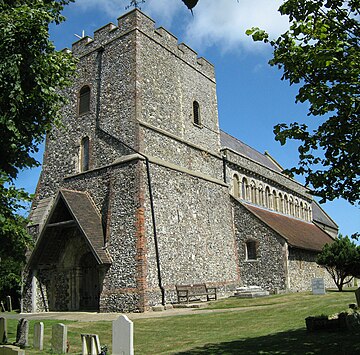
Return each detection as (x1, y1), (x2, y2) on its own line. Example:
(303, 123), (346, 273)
(3, 290), (360, 354)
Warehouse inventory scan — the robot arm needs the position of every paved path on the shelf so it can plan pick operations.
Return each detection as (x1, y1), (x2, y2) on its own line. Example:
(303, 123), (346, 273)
(2, 304), (272, 322)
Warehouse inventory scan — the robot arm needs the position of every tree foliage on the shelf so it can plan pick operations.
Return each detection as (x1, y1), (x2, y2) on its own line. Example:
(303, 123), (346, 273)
(317, 235), (360, 291)
(247, 0), (360, 204)
(0, 0), (76, 180)
(0, 173), (32, 307)
(0, 0), (75, 304)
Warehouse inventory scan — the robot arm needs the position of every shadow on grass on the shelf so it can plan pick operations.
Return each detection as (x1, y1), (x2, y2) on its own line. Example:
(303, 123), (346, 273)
(175, 328), (360, 355)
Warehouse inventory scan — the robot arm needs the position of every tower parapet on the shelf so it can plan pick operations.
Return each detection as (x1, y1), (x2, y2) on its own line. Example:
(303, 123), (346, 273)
(71, 9), (215, 80)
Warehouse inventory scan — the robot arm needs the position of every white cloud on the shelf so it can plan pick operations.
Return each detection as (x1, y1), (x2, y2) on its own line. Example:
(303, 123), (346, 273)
(183, 0), (289, 53)
(72, 0), (289, 53)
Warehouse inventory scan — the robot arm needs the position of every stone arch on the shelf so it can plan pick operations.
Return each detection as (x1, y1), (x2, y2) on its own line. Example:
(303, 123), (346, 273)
(265, 186), (271, 208)
(242, 177), (249, 201)
(250, 180), (257, 203)
(272, 189), (278, 211)
(294, 198), (299, 218)
(278, 192), (283, 213)
(232, 174), (240, 198)
(284, 194), (289, 214)
(289, 196), (294, 216)
(258, 184), (264, 206)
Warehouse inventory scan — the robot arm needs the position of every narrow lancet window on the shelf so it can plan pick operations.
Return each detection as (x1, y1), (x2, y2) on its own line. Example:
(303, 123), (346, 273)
(80, 137), (90, 172)
(193, 101), (201, 125)
(79, 85), (90, 115)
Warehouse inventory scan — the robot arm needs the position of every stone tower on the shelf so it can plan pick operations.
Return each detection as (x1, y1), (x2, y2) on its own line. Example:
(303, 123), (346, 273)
(24, 9), (239, 312)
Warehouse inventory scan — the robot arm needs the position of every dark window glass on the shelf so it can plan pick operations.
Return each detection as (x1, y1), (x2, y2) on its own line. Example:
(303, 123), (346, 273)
(79, 86), (90, 114)
(246, 241), (257, 260)
(81, 137), (89, 172)
(193, 101), (200, 125)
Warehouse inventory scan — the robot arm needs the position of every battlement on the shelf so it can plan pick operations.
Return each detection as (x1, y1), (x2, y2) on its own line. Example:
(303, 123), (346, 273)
(71, 9), (215, 80)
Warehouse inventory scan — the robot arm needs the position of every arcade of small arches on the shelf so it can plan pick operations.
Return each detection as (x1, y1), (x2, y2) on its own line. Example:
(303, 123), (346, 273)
(231, 173), (312, 222)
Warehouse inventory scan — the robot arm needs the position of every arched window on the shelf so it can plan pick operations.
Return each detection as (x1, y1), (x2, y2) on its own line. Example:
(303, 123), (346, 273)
(246, 240), (258, 260)
(80, 137), (89, 172)
(242, 177), (249, 201)
(278, 192), (283, 213)
(250, 180), (256, 203)
(233, 174), (240, 198)
(284, 195), (289, 214)
(79, 85), (90, 115)
(258, 184), (264, 206)
(295, 199), (299, 218)
(265, 186), (271, 208)
(300, 201), (304, 219)
(289, 196), (294, 216)
(193, 101), (201, 125)
(272, 190), (278, 211)
(304, 202), (308, 221)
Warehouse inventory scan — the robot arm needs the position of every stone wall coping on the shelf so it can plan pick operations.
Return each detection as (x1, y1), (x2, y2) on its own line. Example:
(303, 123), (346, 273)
(147, 155), (227, 187)
(64, 153), (144, 180)
(139, 120), (222, 160)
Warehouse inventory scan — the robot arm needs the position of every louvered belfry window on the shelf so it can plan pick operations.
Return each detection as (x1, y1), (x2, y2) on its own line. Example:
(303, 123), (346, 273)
(193, 100), (200, 125)
(79, 85), (90, 114)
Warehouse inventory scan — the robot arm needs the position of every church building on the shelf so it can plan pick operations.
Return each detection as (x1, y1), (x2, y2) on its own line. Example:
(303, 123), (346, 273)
(23, 9), (337, 313)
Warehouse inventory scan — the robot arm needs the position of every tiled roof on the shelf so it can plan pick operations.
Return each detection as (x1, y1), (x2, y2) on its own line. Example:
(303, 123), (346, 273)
(242, 203), (334, 252)
(60, 189), (111, 264)
(220, 130), (282, 172)
(27, 189), (111, 267)
(312, 201), (338, 229)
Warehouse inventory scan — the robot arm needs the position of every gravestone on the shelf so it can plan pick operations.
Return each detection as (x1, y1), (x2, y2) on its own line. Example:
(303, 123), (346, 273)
(33, 322), (44, 351)
(52, 323), (67, 354)
(5, 297), (12, 313)
(311, 278), (326, 295)
(112, 315), (134, 355)
(0, 302), (5, 312)
(355, 287), (360, 307)
(0, 317), (7, 344)
(81, 334), (101, 355)
(15, 318), (28, 348)
(0, 345), (25, 355)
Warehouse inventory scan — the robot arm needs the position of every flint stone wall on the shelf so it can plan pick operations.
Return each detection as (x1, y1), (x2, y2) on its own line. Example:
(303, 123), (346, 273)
(232, 199), (287, 292)
(144, 163), (240, 306)
(288, 248), (335, 291)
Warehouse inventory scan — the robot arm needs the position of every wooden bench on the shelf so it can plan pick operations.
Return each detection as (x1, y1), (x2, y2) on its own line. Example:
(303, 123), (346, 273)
(176, 284), (217, 303)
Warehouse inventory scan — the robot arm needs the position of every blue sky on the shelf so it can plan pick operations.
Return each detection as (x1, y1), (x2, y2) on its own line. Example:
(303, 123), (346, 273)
(16, 0), (359, 238)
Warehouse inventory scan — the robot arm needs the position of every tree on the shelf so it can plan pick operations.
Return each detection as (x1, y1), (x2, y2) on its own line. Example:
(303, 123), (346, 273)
(0, 0), (76, 305)
(0, 0), (76, 180)
(0, 176), (32, 308)
(317, 235), (360, 291)
(246, 0), (360, 205)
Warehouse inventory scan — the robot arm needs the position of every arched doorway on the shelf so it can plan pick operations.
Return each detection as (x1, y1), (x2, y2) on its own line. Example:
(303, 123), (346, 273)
(79, 252), (100, 311)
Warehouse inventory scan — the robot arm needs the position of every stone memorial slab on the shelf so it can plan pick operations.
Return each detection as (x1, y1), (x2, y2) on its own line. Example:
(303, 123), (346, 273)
(0, 345), (25, 355)
(33, 322), (44, 351)
(0, 318), (7, 344)
(5, 297), (11, 313)
(0, 302), (5, 313)
(311, 278), (326, 295)
(15, 318), (28, 348)
(52, 323), (67, 354)
(355, 287), (360, 307)
(81, 334), (101, 355)
(112, 315), (133, 355)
